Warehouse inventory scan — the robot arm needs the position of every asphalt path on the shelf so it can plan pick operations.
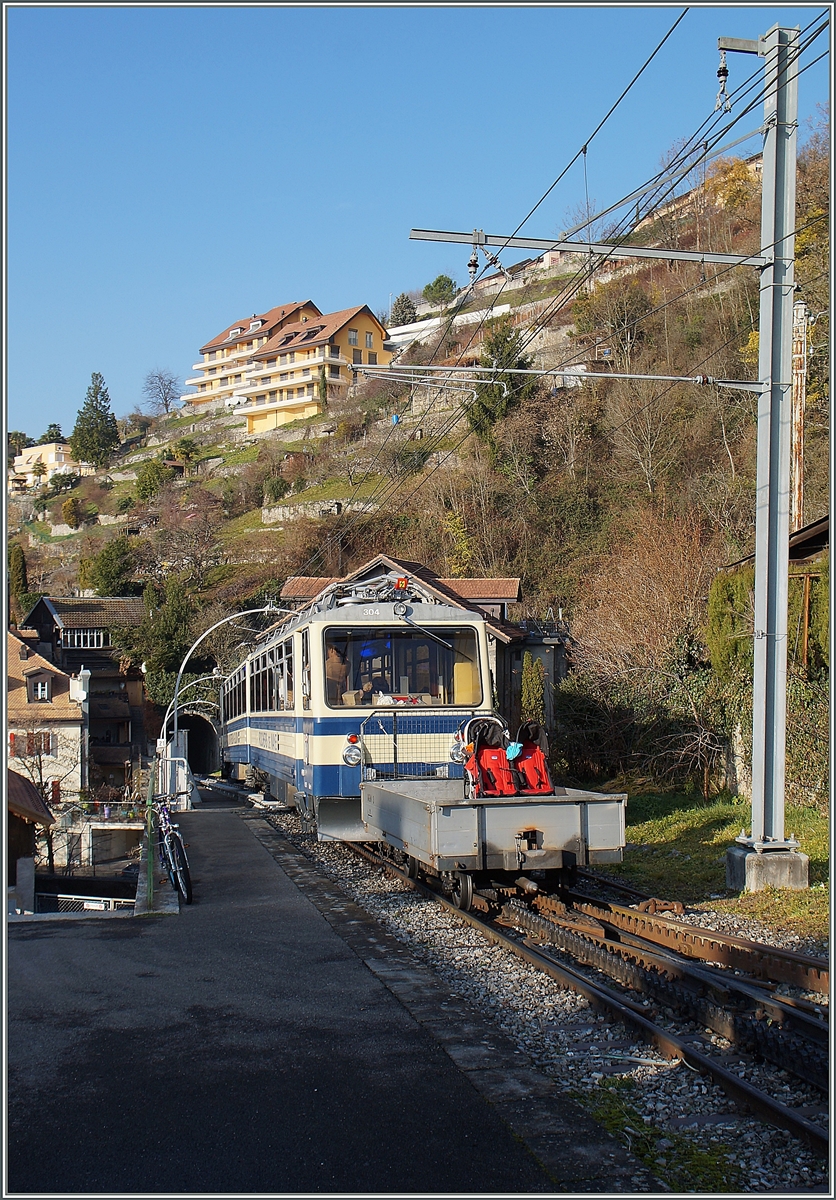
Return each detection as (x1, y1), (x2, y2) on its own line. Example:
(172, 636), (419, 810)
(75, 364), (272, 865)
(7, 798), (561, 1194)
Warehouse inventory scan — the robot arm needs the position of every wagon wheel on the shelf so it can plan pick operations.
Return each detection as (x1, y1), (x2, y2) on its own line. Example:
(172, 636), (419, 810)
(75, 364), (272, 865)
(450, 872), (473, 912)
(405, 856), (420, 880)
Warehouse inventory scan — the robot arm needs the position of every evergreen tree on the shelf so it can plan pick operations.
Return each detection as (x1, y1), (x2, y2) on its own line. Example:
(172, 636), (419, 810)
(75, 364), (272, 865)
(62, 497), (82, 529)
(467, 318), (540, 453)
(8, 431), (33, 461)
(38, 423), (63, 444)
(89, 535), (136, 597)
(422, 274), (457, 307)
(390, 293), (417, 326)
(8, 543), (28, 597)
(135, 458), (175, 500)
(520, 651), (546, 726)
(70, 373), (119, 468)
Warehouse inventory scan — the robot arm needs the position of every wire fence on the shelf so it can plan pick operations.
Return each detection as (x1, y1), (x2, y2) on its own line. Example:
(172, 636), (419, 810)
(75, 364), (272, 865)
(359, 712), (468, 781)
(35, 893), (135, 913)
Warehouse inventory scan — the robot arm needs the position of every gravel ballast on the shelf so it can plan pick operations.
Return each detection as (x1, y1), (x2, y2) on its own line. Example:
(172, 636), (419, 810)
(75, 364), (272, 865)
(263, 809), (828, 1194)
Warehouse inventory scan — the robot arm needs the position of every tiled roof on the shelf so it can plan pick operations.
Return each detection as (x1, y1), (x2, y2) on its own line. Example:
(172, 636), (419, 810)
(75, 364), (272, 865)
(28, 597), (145, 629)
(7, 770), (55, 826)
(281, 576), (341, 599)
(199, 302), (321, 354)
(280, 571), (520, 604)
(7, 632), (82, 722)
(438, 578), (520, 601)
(253, 306), (383, 361)
(279, 555), (524, 643)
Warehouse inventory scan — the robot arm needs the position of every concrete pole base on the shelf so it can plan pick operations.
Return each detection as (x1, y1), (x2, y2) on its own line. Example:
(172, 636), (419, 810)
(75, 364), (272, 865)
(726, 845), (810, 892)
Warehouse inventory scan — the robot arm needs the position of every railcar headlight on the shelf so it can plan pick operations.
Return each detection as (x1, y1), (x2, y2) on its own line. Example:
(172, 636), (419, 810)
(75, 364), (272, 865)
(393, 601), (408, 616)
(342, 735), (362, 767)
(449, 735), (467, 765)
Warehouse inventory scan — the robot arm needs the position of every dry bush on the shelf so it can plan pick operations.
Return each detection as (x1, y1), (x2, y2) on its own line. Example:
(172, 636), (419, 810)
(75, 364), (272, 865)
(571, 510), (721, 679)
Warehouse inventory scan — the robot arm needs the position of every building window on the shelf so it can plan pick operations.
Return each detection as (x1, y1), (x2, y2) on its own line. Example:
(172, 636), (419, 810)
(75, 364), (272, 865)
(365, 332), (374, 349)
(307, 384), (315, 397)
(329, 365), (341, 379)
(33, 680), (50, 700)
(234, 374), (242, 383)
(348, 329), (359, 346)
(330, 344), (340, 358)
(256, 395), (265, 405)
(220, 377), (228, 386)
(279, 354), (287, 365)
(60, 628), (109, 649)
(353, 349), (362, 365)
(209, 351), (216, 361)
(368, 352), (378, 365)
(302, 368), (310, 378)
(289, 352), (295, 363)
(269, 390), (277, 401)
(279, 372), (288, 381)
(261, 376), (271, 385)
(14, 731), (53, 757)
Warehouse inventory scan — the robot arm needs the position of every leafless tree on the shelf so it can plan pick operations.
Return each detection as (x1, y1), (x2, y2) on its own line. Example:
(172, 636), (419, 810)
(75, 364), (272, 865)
(10, 728), (82, 873)
(142, 369), (181, 416)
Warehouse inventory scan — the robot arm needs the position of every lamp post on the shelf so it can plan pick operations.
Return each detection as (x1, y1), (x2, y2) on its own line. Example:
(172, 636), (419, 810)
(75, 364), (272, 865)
(162, 672), (223, 737)
(171, 603), (294, 754)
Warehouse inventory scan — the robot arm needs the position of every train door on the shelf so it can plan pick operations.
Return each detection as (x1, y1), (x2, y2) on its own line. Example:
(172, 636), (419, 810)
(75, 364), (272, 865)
(300, 629), (313, 795)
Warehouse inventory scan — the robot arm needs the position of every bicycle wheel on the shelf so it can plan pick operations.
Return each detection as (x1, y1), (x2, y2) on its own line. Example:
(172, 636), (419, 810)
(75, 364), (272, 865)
(160, 836), (177, 890)
(169, 833), (193, 904)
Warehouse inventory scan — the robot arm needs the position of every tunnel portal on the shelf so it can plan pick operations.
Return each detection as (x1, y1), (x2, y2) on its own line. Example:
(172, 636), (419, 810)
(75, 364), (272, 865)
(177, 712), (220, 775)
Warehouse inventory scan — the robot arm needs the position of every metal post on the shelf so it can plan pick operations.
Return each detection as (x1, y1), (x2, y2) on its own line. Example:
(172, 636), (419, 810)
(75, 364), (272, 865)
(746, 25), (798, 853)
(791, 299), (808, 531)
(146, 759), (155, 907)
(717, 25), (807, 890)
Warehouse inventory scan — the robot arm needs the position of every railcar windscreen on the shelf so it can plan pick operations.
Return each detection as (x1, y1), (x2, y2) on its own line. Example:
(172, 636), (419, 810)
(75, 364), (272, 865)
(324, 627), (481, 707)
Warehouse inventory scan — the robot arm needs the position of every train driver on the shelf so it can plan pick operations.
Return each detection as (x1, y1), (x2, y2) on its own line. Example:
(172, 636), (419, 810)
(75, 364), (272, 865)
(325, 643), (349, 705)
(360, 675), (392, 704)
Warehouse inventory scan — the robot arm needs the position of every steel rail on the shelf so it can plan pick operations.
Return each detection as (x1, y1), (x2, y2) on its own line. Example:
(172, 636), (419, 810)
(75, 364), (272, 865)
(569, 897), (829, 995)
(348, 845), (828, 1157)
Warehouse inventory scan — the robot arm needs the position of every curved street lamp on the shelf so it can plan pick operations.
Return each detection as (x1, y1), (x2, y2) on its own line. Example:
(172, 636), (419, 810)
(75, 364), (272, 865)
(163, 698), (221, 737)
(171, 602), (295, 751)
(162, 672), (224, 736)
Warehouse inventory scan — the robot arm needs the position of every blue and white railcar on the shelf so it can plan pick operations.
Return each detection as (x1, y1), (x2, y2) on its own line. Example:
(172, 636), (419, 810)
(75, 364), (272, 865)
(221, 571), (495, 839)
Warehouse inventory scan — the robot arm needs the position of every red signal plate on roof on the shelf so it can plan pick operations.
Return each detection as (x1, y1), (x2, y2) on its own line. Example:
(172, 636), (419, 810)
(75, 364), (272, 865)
(395, 577), (409, 590)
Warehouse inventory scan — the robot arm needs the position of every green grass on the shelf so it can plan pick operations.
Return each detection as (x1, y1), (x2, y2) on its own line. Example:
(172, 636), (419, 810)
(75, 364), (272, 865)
(216, 443), (261, 467)
(157, 410), (211, 432)
(575, 1077), (743, 1193)
(600, 784), (829, 942)
(23, 520), (79, 544)
(220, 508), (266, 537)
(269, 474), (385, 507)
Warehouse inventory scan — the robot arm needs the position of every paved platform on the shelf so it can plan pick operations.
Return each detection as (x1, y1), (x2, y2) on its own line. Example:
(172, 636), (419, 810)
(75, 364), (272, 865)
(7, 797), (650, 1194)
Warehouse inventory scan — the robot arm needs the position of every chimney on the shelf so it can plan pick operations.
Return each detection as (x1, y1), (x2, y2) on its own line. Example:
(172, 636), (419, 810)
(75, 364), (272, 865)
(19, 642), (28, 660)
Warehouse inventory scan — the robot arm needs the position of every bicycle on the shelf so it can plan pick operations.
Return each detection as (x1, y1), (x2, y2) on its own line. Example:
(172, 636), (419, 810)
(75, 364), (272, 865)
(151, 792), (193, 904)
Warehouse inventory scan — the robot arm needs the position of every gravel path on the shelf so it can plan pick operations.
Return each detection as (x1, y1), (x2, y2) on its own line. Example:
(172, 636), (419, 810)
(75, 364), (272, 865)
(265, 810), (829, 1194)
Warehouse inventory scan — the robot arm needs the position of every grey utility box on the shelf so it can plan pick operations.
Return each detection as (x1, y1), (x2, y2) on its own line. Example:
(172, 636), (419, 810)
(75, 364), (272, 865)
(361, 778), (626, 873)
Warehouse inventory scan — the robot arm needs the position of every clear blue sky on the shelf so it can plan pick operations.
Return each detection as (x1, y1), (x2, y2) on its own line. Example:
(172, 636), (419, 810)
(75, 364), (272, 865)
(6, 4), (829, 437)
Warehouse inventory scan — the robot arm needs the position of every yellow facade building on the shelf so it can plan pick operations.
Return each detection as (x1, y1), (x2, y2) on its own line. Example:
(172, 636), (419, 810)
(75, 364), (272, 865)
(182, 302), (391, 433)
(7, 443), (95, 496)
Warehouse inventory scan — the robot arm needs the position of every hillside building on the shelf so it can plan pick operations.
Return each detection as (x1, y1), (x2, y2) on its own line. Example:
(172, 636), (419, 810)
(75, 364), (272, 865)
(181, 300), (322, 411)
(19, 597), (147, 790)
(7, 631), (86, 807)
(180, 301), (391, 432)
(8, 443), (95, 495)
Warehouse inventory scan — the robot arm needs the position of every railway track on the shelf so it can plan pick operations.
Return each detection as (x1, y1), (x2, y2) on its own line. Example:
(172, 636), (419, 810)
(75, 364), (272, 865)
(350, 844), (829, 1158)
